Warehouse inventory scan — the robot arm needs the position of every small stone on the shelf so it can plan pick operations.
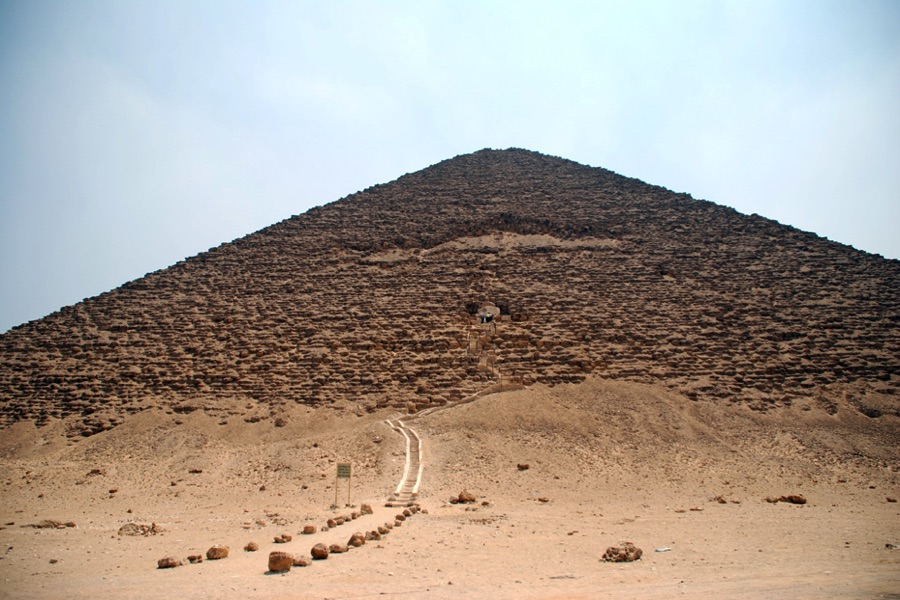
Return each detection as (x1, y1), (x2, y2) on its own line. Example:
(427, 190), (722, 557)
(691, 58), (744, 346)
(348, 532), (366, 547)
(457, 490), (476, 504)
(601, 542), (642, 563)
(302, 524), (317, 534)
(157, 556), (182, 569)
(292, 554), (311, 567)
(329, 543), (349, 554)
(311, 543), (329, 560)
(360, 504), (374, 515)
(187, 554), (203, 564)
(244, 542), (259, 552)
(268, 551), (293, 573)
(206, 545), (229, 560)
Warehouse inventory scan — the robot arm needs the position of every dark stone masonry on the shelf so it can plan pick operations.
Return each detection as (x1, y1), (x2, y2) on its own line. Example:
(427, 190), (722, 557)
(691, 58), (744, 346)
(0, 149), (897, 436)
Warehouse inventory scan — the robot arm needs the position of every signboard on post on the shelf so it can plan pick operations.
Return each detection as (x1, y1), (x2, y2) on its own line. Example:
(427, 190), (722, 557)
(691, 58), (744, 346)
(335, 463), (352, 507)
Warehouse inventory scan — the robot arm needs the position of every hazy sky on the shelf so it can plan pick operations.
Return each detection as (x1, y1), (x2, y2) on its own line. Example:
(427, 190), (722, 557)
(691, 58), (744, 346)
(1, 0), (898, 333)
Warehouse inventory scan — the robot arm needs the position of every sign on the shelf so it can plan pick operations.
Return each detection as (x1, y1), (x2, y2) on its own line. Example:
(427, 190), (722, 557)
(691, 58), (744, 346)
(337, 463), (351, 479)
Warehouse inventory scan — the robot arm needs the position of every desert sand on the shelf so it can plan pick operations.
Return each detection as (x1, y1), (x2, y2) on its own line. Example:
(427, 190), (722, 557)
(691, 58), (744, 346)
(1, 376), (897, 599)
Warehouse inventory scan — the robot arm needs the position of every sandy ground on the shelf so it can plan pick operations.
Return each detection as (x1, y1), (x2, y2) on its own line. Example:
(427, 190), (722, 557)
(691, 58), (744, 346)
(1, 377), (898, 599)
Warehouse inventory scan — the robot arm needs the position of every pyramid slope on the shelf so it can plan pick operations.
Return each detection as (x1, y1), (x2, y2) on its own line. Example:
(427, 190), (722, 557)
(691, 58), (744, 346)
(1, 148), (898, 436)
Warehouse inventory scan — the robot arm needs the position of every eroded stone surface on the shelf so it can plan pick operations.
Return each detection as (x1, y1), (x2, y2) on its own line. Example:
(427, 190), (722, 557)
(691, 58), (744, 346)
(0, 149), (896, 434)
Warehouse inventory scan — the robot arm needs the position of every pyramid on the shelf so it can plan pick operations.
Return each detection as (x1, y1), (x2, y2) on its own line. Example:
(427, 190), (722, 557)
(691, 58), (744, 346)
(1, 148), (897, 437)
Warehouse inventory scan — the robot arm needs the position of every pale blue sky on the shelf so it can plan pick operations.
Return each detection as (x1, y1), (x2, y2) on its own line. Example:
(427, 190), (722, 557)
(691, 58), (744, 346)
(1, 0), (898, 332)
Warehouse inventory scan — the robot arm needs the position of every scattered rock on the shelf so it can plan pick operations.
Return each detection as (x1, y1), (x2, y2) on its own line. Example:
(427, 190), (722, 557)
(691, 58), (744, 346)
(517, 463), (530, 471)
(206, 545), (229, 560)
(366, 530), (382, 541)
(157, 556), (182, 569)
(244, 542), (259, 552)
(348, 532), (366, 547)
(360, 504), (374, 515)
(766, 495), (807, 505)
(455, 490), (477, 504)
(292, 554), (311, 567)
(311, 543), (329, 560)
(118, 522), (162, 537)
(302, 524), (317, 534)
(27, 520), (75, 529)
(274, 534), (292, 543)
(601, 542), (643, 563)
(187, 554), (203, 564)
(268, 551), (293, 573)
(329, 543), (349, 554)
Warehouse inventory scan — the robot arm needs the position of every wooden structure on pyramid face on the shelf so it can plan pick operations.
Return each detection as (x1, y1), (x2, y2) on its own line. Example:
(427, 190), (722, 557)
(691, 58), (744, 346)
(0, 148), (897, 434)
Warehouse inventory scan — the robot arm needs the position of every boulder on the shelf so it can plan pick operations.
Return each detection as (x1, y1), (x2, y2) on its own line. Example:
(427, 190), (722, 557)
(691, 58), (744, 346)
(157, 556), (182, 569)
(311, 543), (329, 560)
(348, 532), (366, 547)
(268, 551), (293, 573)
(601, 542), (642, 562)
(206, 545), (229, 560)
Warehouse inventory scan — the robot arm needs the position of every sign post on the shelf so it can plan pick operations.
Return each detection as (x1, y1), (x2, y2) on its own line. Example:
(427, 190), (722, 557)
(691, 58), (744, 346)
(336, 463), (352, 507)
